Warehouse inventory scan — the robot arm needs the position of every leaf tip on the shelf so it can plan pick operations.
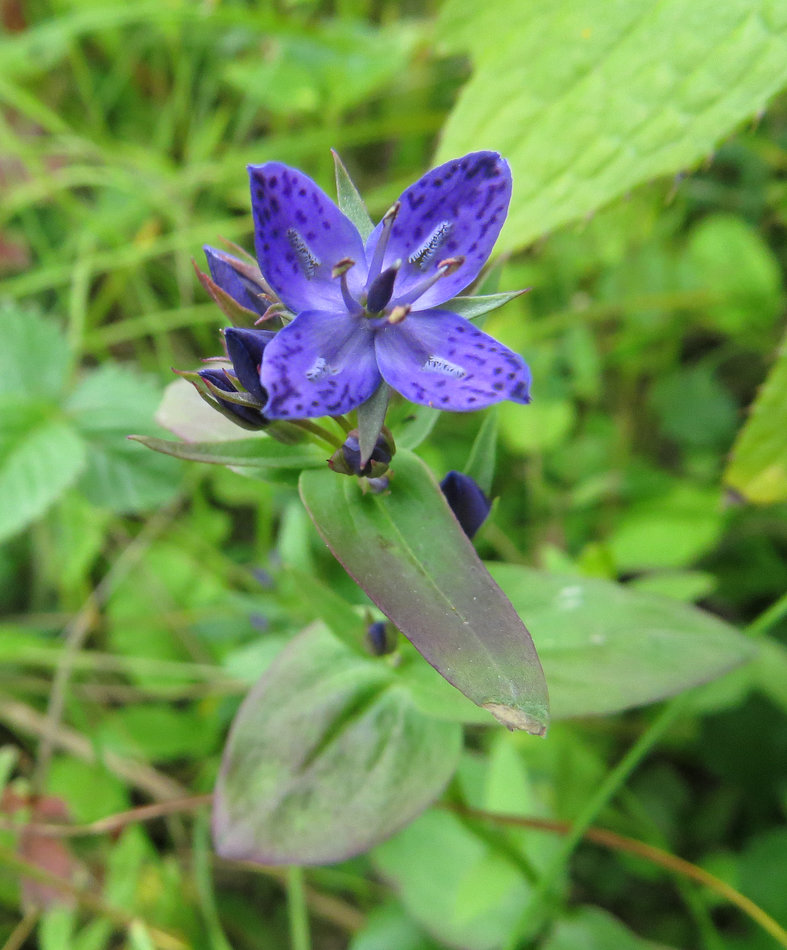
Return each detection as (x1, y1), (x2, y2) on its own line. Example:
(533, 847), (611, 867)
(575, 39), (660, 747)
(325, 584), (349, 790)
(483, 702), (548, 735)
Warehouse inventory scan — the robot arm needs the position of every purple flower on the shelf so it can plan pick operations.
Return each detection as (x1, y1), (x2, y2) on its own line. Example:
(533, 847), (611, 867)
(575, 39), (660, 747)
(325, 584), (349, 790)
(248, 152), (532, 419)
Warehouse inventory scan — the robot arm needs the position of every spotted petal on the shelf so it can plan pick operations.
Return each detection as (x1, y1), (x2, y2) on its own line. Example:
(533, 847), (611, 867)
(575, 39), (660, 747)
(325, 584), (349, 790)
(367, 152), (512, 310)
(249, 163), (367, 315)
(260, 310), (381, 419)
(374, 309), (531, 412)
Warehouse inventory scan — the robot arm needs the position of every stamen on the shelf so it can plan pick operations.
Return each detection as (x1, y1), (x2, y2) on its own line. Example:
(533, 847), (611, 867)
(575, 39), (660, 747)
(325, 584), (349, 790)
(387, 305), (410, 325)
(287, 228), (320, 278)
(365, 201), (400, 287)
(408, 221), (453, 270)
(394, 255), (465, 306)
(332, 257), (363, 315)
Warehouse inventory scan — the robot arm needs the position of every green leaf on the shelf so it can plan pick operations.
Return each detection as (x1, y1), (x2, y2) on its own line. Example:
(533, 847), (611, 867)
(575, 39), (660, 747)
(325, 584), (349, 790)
(681, 213), (784, 338)
(67, 365), (182, 512)
(0, 408), (86, 543)
(543, 906), (676, 950)
(130, 434), (327, 470)
(372, 809), (531, 950)
(607, 484), (725, 570)
(395, 404), (441, 451)
(333, 149), (374, 240)
(439, 290), (528, 322)
(0, 304), (70, 400)
(489, 564), (755, 718)
(299, 450), (549, 733)
(213, 623), (461, 865)
(464, 408), (498, 496)
(725, 333), (787, 503)
(437, 0), (787, 251)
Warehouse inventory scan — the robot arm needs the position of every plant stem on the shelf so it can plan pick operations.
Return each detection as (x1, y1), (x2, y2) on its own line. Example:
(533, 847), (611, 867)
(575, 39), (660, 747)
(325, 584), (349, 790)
(506, 695), (689, 946)
(291, 419), (342, 449)
(287, 866), (312, 950)
(447, 804), (787, 949)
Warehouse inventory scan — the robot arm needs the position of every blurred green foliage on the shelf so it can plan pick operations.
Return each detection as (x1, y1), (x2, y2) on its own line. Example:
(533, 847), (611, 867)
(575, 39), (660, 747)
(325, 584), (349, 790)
(1, 1), (786, 949)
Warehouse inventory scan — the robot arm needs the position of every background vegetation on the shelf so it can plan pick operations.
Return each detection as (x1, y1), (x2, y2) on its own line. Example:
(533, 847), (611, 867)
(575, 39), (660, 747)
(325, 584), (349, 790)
(1, 1), (786, 948)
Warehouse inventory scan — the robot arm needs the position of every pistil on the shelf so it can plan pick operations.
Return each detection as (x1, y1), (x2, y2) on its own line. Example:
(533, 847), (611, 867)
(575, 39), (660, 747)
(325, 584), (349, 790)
(365, 201), (400, 288)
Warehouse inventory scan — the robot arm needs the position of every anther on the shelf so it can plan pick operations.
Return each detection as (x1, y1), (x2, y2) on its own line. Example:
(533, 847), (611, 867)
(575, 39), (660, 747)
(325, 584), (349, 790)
(394, 256), (466, 306)
(387, 304), (410, 325)
(332, 258), (363, 315)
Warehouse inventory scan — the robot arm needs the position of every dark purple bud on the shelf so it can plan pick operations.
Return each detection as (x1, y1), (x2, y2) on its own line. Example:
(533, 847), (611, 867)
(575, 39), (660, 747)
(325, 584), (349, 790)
(366, 620), (398, 656)
(198, 367), (268, 430)
(204, 246), (267, 315)
(439, 471), (491, 540)
(366, 265), (399, 313)
(224, 327), (275, 402)
(329, 429), (393, 478)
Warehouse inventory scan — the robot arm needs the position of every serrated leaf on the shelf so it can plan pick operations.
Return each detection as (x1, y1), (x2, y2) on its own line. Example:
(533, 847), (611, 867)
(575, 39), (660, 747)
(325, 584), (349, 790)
(131, 434), (327, 470)
(490, 565), (754, 718)
(0, 410), (86, 543)
(213, 623), (461, 865)
(437, 0), (787, 251)
(67, 364), (181, 512)
(299, 450), (549, 733)
(333, 149), (374, 240)
(724, 333), (787, 503)
(0, 304), (70, 400)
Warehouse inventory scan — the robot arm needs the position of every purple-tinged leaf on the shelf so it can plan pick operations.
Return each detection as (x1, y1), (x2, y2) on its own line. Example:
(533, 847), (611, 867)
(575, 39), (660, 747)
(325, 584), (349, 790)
(366, 152), (512, 309)
(299, 450), (549, 733)
(374, 309), (531, 412)
(213, 623), (462, 865)
(261, 309), (381, 419)
(249, 162), (367, 314)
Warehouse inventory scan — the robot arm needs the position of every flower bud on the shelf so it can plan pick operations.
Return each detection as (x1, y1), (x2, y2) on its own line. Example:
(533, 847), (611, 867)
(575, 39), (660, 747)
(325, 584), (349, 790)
(329, 429), (394, 479)
(223, 327), (275, 401)
(197, 368), (269, 430)
(439, 471), (491, 540)
(366, 620), (398, 656)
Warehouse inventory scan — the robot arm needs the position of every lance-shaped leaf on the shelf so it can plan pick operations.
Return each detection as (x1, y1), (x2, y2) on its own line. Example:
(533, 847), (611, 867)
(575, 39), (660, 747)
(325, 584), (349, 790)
(213, 623), (462, 865)
(299, 450), (549, 733)
(489, 564), (755, 718)
(129, 434), (327, 471)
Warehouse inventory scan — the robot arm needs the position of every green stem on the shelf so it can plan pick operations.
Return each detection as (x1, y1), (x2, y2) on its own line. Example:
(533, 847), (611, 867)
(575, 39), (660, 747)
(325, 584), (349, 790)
(287, 866), (311, 950)
(507, 694), (689, 947)
(292, 419), (342, 449)
(746, 590), (787, 637)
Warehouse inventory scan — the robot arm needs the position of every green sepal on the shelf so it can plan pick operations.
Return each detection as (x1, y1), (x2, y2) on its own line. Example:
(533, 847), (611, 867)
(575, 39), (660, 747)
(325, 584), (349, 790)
(440, 289), (529, 322)
(333, 149), (374, 241)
